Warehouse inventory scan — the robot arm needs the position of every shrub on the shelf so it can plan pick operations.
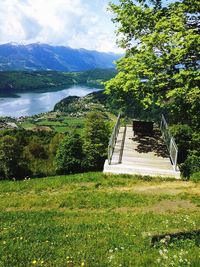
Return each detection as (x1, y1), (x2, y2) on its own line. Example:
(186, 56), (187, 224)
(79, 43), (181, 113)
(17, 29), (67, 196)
(0, 135), (20, 179)
(170, 124), (193, 163)
(83, 112), (110, 171)
(180, 151), (200, 178)
(55, 132), (84, 174)
(190, 172), (200, 183)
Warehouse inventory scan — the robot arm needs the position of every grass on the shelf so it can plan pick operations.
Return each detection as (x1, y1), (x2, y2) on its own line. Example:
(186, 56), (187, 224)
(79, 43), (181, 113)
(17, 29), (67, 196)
(19, 116), (85, 133)
(0, 173), (200, 266)
(19, 112), (115, 134)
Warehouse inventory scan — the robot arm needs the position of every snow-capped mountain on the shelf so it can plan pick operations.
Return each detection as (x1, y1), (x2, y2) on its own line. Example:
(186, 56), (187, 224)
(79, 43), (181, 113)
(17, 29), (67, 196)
(0, 43), (121, 71)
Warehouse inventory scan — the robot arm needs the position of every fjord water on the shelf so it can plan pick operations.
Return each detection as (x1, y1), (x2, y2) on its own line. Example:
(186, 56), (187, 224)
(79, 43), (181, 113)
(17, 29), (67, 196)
(0, 85), (100, 117)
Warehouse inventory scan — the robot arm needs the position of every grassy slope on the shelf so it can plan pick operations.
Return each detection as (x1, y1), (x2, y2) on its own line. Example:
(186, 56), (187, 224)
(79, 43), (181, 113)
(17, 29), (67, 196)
(0, 173), (200, 266)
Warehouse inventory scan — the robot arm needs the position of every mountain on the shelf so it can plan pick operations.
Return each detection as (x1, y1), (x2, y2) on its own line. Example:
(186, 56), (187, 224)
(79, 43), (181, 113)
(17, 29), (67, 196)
(0, 43), (122, 71)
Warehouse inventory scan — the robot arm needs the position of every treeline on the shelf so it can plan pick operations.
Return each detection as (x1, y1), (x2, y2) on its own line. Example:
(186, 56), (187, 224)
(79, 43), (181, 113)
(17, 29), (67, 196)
(0, 69), (117, 93)
(0, 112), (110, 180)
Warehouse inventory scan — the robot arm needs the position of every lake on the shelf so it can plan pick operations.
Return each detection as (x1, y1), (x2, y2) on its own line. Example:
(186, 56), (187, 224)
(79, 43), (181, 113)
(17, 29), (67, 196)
(0, 85), (100, 117)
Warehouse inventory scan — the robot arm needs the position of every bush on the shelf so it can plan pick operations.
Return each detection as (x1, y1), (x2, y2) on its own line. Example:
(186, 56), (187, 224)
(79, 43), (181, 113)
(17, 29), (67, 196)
(190, 172), (200, 183)
(180, 151), (200, 178)
(170, 124), (193, 163)
(55, 132), (84, 174)
(0, 135), (20, 179)
(83, 112), (110, 171)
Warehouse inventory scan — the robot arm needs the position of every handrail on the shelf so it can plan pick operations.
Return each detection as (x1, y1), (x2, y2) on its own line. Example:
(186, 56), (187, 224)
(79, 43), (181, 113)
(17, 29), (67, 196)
(119, 125), (126, 164)
(108, 113), (121, 165)
(160, 114), (178, 171)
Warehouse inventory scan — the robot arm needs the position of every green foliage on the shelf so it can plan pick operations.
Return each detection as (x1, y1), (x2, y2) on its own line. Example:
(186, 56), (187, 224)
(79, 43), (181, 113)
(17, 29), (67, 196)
(0, 130), (57, 179)
(170, 124), (193, 163)
(55, 132), (84, 174)
(0, 110), (112, 180)
(169, 125), (200, 178)
(180, 151), (200, 178)
(83, 112), (110, 170)
(106, 0), (200, 127)
(0, 135), (20, 179)
(190, 172), (200, 183)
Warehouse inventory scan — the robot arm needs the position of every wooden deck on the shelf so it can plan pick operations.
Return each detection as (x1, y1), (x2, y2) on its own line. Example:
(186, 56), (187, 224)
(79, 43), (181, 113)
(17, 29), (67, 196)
(104, 125), (180, 178)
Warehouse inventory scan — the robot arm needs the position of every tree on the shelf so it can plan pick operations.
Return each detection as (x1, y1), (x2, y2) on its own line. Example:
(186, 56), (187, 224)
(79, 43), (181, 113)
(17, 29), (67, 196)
(55, 132), (84, 174)
(83, 112), (110, 170)
(106, 0), (200, 127)
(0, 135), (19, 179)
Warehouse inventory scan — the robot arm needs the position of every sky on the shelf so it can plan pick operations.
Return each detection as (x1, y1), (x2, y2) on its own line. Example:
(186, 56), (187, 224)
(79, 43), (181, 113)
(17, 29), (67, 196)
(0, 0), (122, 53)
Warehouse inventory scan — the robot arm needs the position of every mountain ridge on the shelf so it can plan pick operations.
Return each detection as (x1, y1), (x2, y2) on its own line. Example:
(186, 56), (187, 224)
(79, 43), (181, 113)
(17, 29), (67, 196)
(0, 43), (122, 71)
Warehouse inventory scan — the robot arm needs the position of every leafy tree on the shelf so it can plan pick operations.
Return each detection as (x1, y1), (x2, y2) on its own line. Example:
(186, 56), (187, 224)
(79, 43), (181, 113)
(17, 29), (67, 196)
(0, 135), (19, 179)
(55, 132), (84, 174)
(83, 112), (110, 170)
(106, 0), (200, 127)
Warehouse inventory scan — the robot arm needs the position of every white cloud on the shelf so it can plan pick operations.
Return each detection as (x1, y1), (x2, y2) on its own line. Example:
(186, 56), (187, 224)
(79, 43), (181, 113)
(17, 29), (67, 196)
(0, 0), (122, 53)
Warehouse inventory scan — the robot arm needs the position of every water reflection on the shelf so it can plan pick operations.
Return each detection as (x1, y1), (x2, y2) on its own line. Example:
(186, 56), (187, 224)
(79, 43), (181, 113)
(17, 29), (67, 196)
(0, 85), (100, 117)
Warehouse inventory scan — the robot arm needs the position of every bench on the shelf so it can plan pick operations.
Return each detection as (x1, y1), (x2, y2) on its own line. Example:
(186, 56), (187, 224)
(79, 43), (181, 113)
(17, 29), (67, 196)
(133, 120), (154, 136)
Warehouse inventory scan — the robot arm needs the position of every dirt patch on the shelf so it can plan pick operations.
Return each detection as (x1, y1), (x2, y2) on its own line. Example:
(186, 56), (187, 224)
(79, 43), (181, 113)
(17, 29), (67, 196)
(113, 200), (199, 214)
(33, 126), (53, 132)
(108, 182), (197, 196)
(148, 199), (198, 213)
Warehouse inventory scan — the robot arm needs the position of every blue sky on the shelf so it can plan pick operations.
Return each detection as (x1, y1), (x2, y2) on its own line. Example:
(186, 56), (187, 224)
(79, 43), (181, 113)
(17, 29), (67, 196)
(0, 0), (174, 53)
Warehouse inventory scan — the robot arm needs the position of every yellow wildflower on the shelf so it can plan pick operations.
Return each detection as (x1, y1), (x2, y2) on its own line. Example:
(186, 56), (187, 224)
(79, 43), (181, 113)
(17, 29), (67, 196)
(32, 260), (37, 265)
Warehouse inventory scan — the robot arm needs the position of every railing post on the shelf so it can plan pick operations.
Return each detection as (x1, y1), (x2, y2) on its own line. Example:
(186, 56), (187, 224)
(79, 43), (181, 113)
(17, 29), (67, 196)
(160, 114), (179, 171)
(108, 113), (121, 165)
(174, 148), (178, 171)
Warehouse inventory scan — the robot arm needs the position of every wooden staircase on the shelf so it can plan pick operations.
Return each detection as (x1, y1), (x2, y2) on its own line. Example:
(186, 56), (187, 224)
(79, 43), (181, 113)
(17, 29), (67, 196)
(104, 122), (180, 179)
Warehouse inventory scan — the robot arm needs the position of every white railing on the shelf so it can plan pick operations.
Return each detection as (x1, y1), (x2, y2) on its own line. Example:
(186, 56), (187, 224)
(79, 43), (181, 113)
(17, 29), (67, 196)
(108, 114), (121, 165)
(160, 114), (178, 171)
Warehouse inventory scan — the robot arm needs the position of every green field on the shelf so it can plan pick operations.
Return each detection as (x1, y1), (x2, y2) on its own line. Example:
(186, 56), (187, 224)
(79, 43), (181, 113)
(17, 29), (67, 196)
(0, 173), (200, 266)
(19, 116), (85, 133)
(19, 110), (116, 134)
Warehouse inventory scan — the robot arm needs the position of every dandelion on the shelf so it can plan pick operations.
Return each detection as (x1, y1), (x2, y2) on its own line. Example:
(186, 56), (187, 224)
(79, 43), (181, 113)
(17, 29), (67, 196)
(32, 260), (37, 265)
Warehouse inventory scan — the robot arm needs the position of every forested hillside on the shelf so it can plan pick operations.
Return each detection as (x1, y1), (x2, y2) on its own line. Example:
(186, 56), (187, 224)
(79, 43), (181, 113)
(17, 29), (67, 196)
(0, 68), (117, 93)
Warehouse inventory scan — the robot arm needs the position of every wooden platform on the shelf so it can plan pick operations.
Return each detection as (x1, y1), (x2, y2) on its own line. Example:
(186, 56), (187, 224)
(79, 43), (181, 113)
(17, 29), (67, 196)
(104, 126), (180, 178)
